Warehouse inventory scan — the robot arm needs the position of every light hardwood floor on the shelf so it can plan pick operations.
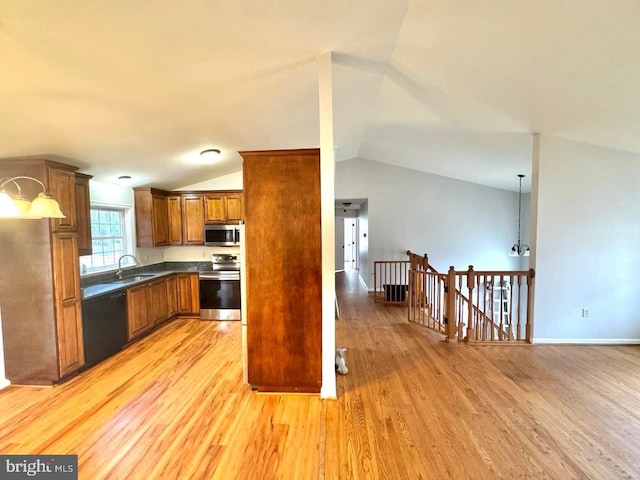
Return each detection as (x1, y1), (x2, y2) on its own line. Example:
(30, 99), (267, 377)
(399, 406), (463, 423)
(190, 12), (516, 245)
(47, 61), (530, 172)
(1, 271), (639, 479)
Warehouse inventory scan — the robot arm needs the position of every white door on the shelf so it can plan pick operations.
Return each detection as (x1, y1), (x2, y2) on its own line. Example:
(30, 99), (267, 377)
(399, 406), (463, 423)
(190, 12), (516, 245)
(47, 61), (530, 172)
(343, 217), (358, 270)
(335, 217), (345, 271)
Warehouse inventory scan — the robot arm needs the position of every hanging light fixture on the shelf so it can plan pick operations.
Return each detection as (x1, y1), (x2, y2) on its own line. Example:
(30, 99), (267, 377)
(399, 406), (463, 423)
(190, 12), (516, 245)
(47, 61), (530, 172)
(510, 174), (530, 257)
(0, 176), (66, 219)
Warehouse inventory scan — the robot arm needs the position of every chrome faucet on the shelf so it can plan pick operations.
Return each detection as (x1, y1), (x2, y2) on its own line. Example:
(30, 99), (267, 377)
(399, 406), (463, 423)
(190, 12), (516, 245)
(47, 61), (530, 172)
(116, 254), (140, 278)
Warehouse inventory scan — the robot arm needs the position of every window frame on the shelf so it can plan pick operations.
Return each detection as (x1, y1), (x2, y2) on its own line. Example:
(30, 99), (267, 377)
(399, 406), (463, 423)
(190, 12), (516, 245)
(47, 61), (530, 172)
(79, 202), (135, 275)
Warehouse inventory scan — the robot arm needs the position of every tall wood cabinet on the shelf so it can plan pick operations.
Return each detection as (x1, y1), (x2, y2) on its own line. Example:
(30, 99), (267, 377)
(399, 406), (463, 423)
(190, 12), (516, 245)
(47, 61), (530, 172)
(0, 158), (85, 384)
(241, 148), (322, 393)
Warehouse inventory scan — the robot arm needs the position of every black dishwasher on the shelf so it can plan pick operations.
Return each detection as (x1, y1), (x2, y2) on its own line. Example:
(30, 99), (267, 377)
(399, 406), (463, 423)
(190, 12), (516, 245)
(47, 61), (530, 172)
(81, 291), (128, 368)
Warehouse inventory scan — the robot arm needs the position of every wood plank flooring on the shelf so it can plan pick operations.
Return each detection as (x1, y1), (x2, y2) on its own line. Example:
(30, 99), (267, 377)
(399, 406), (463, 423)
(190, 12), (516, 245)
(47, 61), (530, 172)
(0, 270), (639, 479)
(326, 270), (640, 479)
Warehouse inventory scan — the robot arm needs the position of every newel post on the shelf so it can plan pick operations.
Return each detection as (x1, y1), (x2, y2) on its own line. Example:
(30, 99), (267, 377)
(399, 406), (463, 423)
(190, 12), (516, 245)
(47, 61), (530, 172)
(446, 266), (457, 341)
(526, 268), (535, 342)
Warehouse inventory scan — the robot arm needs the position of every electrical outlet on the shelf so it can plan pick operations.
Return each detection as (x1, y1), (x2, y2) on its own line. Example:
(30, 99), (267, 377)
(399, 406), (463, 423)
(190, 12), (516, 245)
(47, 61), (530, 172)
(581, 308), (589, 318)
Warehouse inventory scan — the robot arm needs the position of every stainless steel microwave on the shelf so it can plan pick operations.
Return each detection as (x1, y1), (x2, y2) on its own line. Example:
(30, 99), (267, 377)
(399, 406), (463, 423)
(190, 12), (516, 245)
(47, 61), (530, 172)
(204, 224), (241, 246)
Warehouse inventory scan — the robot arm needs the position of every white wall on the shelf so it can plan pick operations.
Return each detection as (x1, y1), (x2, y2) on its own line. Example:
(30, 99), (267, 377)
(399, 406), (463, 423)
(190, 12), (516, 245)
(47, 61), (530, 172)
(358, 200), (370, 287)
(177, 171), (243, 191)
(335, 158), (522, 289)
(531, 135), (640, 342)
(90, 180), (134, 206)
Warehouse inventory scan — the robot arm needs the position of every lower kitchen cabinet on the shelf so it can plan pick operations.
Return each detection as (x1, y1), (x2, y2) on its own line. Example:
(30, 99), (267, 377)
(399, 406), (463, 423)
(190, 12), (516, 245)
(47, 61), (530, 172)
(167, 275), (178, 318)
(177, 273), (200, 315)
(149, 277), (169, 326)
(127, 283), (151, 340)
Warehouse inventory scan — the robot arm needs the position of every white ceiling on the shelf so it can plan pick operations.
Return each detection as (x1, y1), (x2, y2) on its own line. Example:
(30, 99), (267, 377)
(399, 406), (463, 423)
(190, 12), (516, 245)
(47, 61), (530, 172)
(2, 1), (640, 192)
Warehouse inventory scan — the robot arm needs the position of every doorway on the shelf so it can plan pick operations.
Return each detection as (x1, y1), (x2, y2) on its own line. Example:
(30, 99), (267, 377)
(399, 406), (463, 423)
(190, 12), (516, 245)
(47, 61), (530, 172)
(343, 217), (358, 271)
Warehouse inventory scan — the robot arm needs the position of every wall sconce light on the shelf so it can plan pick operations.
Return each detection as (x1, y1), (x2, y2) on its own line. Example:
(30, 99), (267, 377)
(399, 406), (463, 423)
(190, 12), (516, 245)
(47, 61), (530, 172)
(509, 174), (530, 257)
(0, 176), (66, 219)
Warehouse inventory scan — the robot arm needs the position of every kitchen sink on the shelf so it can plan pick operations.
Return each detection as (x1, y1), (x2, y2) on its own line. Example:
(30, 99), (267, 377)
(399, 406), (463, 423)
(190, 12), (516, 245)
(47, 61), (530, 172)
(110, 274), (158, 284)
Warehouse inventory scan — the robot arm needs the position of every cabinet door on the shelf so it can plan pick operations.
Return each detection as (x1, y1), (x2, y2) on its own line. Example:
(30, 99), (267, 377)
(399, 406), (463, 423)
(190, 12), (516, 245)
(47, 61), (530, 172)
(152, 194), (169, 246)
(149, 278), (169, 326)
(182, 195), (205, 245)
(177, 273), (199, 315)
(127, 284), (151, 340)
(75, 174), (92, 256)
(204, 194), (226, 224)
(51, 233), (84, 377)
(226, 194), (244, 222)
(167, 195), (183, 245)
(48, 167), (77, 232)
(166, 275), (178, 318)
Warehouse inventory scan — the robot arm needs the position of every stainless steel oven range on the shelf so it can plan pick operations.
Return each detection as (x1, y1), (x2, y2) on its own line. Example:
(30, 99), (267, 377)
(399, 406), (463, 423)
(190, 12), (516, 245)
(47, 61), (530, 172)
(199, 254), (241, 320)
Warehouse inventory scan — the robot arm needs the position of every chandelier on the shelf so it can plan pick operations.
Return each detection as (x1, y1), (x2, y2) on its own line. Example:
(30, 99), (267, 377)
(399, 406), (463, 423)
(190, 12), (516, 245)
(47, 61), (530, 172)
(509, 174), (530, 257)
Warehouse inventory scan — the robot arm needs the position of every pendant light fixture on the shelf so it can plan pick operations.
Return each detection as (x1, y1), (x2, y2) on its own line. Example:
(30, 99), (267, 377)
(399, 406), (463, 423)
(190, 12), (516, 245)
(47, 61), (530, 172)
(509, 174), (530, 257)
(0, 176), (66, 219)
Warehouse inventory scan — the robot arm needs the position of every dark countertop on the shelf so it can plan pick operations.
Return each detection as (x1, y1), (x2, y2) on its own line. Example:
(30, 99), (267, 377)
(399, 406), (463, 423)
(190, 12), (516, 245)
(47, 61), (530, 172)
(81, 261), (212, 300)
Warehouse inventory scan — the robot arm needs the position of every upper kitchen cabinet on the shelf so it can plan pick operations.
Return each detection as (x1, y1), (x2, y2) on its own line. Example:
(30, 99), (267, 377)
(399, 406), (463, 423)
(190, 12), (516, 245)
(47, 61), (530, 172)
(0, 158), (85, 385)
(75, 173), (93, 256)
(241, 149), (321, 393)
(134, 188), (170, 247)
(167, 194), (183, 245)
(48, 167), (77, 231)
(204, 192), (244, 224)
(181, 194), (205, 245)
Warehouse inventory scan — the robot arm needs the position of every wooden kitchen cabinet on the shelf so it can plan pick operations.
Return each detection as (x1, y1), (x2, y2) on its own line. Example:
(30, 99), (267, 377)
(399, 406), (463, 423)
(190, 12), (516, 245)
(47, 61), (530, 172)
(134, 188), (170, 247)
(166, 274), (178, 318)
(149, 277), (169, 326)
(167, 194), (183, 245)
(204, 192), (244, 224)
(75, 173), (93, 256)
(181, 194), (205, 245)
(51, 232), (85, 377)
(48, 167), (77, 231)
(177, 273), (200, 315)
(127, 283), (151, 340)
(241, 149), (322, 393)
(0, 158), (87, 384)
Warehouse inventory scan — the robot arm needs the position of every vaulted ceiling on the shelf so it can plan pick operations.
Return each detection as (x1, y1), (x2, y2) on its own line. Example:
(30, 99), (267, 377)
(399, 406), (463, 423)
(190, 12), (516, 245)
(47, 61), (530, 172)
(2, 1), (639, 192)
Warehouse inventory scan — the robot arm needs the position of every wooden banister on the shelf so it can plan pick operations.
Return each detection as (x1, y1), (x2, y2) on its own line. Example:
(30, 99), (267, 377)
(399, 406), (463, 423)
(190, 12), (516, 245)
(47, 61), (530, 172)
(404, 251), (535, 344)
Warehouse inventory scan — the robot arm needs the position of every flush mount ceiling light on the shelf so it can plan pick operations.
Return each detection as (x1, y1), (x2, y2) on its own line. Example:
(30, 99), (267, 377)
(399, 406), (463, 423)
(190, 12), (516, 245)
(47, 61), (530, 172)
(509, 174), (530, 257)
(117, 175), (133, 186)
(0, 176), (66, 219)
(200, 149), (221, 162)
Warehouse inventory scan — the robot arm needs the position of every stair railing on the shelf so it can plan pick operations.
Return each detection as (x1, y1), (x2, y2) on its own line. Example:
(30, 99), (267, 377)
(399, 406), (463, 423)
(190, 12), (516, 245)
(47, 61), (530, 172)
(404, 251), (535, 343)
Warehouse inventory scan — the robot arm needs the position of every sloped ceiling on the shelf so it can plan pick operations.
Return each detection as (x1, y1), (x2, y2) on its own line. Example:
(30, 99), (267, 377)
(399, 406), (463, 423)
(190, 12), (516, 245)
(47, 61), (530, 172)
(2, 1), (640, 192)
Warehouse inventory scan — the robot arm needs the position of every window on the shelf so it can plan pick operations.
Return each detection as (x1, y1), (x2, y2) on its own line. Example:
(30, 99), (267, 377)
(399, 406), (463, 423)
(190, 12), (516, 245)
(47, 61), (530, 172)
(80, 207), (134, 273)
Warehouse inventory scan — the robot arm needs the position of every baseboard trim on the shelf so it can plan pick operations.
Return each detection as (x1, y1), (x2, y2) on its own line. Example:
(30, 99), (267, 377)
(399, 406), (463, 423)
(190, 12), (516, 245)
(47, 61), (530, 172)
(358, 275), (370, 292)
(532, 338), (640, 345)
(0, 378), (10, 390)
